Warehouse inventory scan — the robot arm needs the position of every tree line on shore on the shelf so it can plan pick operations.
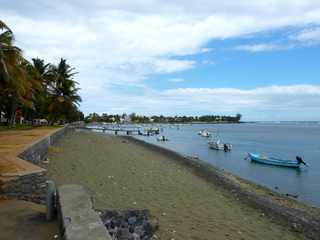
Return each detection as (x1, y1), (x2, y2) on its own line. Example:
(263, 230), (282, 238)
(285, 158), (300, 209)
(85, 112), (242, 123)
(0, 20), (83, 126)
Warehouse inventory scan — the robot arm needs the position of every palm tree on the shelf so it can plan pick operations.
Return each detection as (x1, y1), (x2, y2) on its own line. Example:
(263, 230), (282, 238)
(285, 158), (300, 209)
(0, 21), (16, 83)
(32, 58), (52, 87)
(1, 21), (83, 125)
(48, 58), (81, 123)
(0, 20), (38, 125)
(27, 58), (52, 119)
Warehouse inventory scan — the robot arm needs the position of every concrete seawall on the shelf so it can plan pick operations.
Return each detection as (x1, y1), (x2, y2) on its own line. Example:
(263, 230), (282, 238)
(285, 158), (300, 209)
(0, 125), (74, 204)
(57, 184), (112, 240)
(18, 126), (72, 166)
(125, 136), (320, 240)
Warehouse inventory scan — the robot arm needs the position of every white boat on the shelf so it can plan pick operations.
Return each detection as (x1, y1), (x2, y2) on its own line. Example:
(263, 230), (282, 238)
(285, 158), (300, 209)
(208, 139), (224, 150)
(208, 138), (232, 151)
(199, 130), (211, 137)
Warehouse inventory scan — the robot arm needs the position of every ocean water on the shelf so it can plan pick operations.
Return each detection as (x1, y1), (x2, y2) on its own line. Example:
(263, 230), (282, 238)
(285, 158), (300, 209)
(133, 122), (320, 208)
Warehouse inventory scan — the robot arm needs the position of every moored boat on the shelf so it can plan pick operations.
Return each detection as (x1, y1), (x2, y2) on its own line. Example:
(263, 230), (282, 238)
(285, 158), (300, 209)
(247, 153), (306, 168)
(198, 130), (211, 137)
(208, 139), (232, 151)
(157, 135), (169, 141)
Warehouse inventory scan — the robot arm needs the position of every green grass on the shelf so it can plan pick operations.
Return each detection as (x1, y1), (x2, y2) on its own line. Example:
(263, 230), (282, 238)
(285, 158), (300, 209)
(0, 124), (33, 131)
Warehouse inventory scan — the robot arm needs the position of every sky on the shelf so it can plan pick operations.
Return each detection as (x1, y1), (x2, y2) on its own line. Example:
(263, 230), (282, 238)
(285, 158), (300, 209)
(1, 0), (320, 121)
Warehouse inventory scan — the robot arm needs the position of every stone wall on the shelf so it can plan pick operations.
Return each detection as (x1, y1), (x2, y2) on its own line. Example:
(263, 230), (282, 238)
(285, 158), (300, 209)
(0, 125), (73, 204)
(0, 172), (47, 204)
(18, 125), (73, 166)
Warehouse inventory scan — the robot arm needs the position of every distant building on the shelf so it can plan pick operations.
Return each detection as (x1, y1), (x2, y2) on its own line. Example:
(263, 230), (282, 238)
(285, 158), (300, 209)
(15, 109), (24, 124)
(0, 111), (7, 123)
(120, 114), (131, 124)
(32, 119), (48, 126)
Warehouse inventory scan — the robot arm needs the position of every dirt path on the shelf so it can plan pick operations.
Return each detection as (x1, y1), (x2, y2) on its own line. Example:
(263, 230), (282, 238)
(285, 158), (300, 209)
(48, 131), (304, 240)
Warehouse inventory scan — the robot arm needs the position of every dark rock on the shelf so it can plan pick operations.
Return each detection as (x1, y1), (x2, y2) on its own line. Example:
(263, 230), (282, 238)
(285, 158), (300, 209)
(128, 216), (137, 225)
(97, 208), (157, 240)
(134, 225), (144, 236)
(118, 227), (131, 240)
(132, 233), (140, 240)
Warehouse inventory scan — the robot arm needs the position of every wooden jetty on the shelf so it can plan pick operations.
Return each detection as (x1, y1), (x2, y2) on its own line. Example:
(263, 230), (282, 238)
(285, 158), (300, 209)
(79, 126), (160, 136)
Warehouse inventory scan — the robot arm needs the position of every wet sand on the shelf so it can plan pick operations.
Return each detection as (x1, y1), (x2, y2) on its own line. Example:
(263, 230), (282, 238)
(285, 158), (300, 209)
(48, 131), (305, 240)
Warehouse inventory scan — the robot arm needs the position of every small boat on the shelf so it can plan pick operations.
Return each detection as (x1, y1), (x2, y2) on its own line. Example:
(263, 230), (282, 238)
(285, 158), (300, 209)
(198, 130), (211, 137)
(157, 135), (168, 141)
(141, 132), (150, 136)
(247, 153), (307, 168)
(208, 139), (232, 151)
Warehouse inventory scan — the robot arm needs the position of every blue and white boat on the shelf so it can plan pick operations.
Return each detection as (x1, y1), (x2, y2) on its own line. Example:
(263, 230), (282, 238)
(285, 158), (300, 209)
(247, 153), (306, 168)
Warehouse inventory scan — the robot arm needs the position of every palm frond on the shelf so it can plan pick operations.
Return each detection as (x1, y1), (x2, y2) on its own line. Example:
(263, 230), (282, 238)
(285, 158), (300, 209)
(0, 20), (12, 33)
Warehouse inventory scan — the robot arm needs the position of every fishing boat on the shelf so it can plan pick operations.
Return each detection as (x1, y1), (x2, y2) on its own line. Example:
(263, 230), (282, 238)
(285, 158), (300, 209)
(247, 153), (306, 168)
(208, 139), (232, 151)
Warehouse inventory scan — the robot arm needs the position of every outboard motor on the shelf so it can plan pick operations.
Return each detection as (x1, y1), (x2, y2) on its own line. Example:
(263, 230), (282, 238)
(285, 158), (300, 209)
(224, 144), (229, 152)
(296, 156), (306, 165)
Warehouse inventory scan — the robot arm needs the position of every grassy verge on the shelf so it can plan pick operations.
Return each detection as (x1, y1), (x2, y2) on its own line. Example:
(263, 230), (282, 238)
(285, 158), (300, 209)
(0, 124), (62, 131)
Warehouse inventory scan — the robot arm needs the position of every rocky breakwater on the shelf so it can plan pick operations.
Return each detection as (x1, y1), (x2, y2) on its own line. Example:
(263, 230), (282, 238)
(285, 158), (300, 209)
(97, 209), (159, 240)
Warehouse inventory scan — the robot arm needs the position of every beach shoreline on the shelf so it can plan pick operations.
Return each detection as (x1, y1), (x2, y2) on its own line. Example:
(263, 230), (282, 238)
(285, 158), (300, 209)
(48, 130), (319, 239)
(125, 135), (320, 238)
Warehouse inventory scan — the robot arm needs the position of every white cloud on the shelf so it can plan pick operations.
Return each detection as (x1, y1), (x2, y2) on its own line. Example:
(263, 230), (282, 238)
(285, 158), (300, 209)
(168, 78), (185, 83)
(163, 85), (320, 97)
(162, 85), (320, 118)
(202, 60), (216, 65)
(2, 1), (320, 119)
(81, 84), (320, 120)
(291, 27), (320, 44)
(234, 43), (293, 52)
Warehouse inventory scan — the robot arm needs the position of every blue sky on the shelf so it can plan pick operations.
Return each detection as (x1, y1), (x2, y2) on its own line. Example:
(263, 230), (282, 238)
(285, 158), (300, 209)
(149, 29), (320, 90)
(1, 1), (320, 120)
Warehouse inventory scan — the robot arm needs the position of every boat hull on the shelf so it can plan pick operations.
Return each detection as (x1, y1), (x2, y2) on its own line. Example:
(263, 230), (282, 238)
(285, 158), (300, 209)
(209, 143), (224, 150)
(248, 153), (300, 168)
(199, 130), (211, 137)
(208, 142), (232, 151)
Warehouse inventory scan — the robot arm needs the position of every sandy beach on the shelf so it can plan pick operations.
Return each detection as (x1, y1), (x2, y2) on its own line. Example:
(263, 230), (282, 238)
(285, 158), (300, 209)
(48, 131), (305, 240)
